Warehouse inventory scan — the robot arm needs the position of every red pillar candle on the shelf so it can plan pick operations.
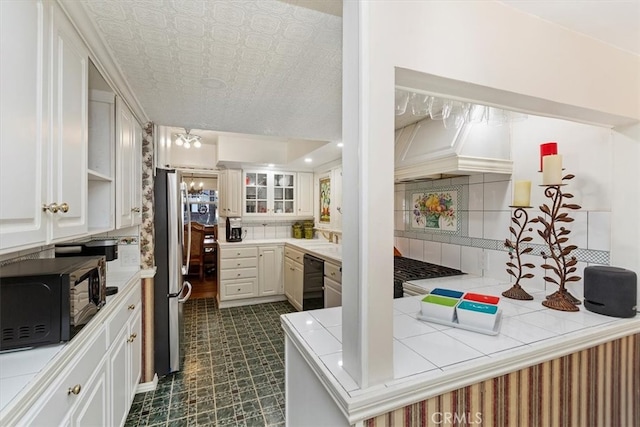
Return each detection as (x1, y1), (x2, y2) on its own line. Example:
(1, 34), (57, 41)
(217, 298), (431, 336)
(540, 142), (558, 171)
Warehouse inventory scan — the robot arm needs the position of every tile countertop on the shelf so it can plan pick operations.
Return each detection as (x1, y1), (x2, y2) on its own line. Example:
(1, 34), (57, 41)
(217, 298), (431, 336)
(280, 275), (640, 423)
(218, 238), (342, 264)
(0, 268), (140, 413)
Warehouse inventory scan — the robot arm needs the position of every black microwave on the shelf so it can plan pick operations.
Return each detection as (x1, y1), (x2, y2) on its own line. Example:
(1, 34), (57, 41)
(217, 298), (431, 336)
(0, 256), (106, 351)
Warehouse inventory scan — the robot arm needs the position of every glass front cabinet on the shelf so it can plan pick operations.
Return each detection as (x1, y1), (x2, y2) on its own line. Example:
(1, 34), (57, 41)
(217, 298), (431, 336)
(243, 171), (296, 216)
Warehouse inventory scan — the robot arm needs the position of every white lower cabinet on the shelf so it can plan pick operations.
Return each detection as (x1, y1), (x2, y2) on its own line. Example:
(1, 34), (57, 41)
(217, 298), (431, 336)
(258, 246), (283, 296)
(108, 288), (142, 427)
(21, 327), (108, 426)
(218, 244), (286, 307)
(13, 277), (142, 427)
(324, 261), (342, 308)
(219, 246), (258, 301)
(284, 246), (304, 311)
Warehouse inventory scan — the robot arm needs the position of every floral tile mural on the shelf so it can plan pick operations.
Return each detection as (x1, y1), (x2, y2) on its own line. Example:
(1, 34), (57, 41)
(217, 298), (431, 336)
(412, 190), (458, 231)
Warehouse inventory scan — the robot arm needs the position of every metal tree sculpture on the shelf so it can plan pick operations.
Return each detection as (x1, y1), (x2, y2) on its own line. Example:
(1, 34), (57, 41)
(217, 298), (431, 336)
(502, 207), (535, 300)
(531, 174), (582, 311)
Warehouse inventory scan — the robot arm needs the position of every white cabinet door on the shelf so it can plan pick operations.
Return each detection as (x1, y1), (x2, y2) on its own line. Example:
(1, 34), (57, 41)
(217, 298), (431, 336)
(296, 172), (314, 216)
(324, 277), (342, 308)
(115, 97), (139, 229)
(219, 169), (242, 217)
(332, 167), (342, 230)
(284, 257), (303, 311)
(109, 326), (129, 427)
(0, 0), (48, 252)
(71, 360), (109, 427)
(244, 170), (303, 216)
(259, 246), (283, 296)
(128, 307), (142, 396)
(131, 120), (143, 225)
(227, 169), (242, 217)
(49, 3), (89, 241)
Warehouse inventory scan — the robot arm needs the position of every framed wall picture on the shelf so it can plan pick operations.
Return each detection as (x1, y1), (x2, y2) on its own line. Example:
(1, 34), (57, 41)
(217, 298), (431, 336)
(319, 176), (331, 223)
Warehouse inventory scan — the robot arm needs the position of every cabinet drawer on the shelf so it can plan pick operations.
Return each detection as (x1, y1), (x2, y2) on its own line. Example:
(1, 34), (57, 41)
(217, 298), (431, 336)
(24, 326), (107, 425)
(220, 246), (257, 259)
(324, 262), (342, 283)
(220, 267), (257, 281)
(222, 278), (257, 300)
(107, 284), (141, 346)
(220, 257), (257, 270)
(284, 247), (304, 263)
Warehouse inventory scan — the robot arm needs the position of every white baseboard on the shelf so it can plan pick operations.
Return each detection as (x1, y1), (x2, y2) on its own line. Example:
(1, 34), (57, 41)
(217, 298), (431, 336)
(135, 373), (158, 394)
(218, 295), (287, 309)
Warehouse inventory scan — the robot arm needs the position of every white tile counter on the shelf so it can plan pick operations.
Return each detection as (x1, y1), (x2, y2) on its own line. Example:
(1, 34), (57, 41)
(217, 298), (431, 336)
(281, 275), (640, 424)
(0, 268), (140, 414)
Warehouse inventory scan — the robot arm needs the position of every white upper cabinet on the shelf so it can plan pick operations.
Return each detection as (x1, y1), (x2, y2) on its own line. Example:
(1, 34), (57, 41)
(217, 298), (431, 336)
(0, 0), (90, 253)
(219, 169), (242, 217)
(115, 97), (142, 229)
(0, 0), (48, 251)
(49, 3), (89, 241)
(243, 171), (313, 217)
(296, 172), (314, 217)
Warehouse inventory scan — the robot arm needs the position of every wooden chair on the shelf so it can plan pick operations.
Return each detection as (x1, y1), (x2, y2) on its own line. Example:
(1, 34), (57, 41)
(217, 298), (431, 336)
(187, 222), (206, 280)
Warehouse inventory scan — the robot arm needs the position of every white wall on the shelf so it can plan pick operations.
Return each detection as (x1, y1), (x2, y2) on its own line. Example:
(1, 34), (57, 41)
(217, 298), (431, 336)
(383, 1), (639, 125)
(155, 125), (218, 170)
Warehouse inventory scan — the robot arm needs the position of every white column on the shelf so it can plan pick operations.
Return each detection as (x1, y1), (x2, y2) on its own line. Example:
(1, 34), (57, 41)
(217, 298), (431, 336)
(341, 0), (394, 388)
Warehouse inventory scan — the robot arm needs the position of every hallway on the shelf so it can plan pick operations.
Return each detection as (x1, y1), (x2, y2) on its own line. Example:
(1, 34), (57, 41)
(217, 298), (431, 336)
(125, 298), (296, 426)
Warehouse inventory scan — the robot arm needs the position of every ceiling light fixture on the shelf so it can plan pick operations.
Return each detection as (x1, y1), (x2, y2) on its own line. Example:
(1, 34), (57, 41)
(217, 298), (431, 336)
(337, 142), (344, 148)
(304, 158), (312, 163)
(187, 176), (204, 195)
(175, 128), (202, 149)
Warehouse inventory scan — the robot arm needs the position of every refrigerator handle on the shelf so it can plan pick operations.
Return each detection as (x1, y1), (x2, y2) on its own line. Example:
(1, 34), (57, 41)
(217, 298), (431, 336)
(181, 182), (191, 276)
(178, 281), (192, 303)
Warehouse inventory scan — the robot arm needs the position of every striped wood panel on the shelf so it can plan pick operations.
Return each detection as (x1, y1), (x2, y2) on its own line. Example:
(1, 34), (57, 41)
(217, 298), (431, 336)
(364, 333), (639, 426)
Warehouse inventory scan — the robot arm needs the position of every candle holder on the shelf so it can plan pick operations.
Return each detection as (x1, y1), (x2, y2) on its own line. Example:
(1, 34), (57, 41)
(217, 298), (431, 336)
(503, 206), (535, 300)
(531, 174), (582, 312)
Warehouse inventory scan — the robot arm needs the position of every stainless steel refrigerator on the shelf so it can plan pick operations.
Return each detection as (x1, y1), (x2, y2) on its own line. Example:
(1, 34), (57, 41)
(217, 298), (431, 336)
(154, 167), (192, 376)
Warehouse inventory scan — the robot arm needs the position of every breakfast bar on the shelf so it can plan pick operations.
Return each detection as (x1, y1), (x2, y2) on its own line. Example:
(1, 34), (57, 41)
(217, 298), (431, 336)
(281, 276), (640, 426)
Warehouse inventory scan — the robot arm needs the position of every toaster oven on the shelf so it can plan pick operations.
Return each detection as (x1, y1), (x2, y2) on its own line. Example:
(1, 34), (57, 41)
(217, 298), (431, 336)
(0, 256), (106, 351)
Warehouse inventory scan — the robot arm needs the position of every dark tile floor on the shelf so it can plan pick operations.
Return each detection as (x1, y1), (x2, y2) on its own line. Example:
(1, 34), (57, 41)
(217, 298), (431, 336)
(125, 298), (296, 426)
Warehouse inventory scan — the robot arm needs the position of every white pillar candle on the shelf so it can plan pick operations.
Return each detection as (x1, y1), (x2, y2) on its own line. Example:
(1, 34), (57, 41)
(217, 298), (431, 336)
(542, 154), (563, 185)
(513, 180), (531, 207)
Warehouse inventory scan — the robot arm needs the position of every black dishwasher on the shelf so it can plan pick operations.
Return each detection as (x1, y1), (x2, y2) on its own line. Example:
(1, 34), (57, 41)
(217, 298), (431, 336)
(303, 254), (324, 310)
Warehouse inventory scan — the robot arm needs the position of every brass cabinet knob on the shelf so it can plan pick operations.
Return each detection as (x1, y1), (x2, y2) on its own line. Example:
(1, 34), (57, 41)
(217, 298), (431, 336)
(43, 203), (58, 213)
(331, 272), (336, 276)
(128, 304), (135, 310)
(131, 207), (141, 213)
(127, 334), (136, 343)
(68, 384), (82, 395)
(42, 202), (69, 213)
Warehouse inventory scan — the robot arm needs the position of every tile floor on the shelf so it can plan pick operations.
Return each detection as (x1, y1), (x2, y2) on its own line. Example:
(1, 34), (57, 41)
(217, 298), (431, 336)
(125, 298), (296, 426)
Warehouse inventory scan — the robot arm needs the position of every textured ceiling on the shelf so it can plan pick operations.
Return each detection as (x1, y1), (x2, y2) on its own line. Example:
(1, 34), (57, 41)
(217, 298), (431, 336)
(82, 0), (343, 142)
